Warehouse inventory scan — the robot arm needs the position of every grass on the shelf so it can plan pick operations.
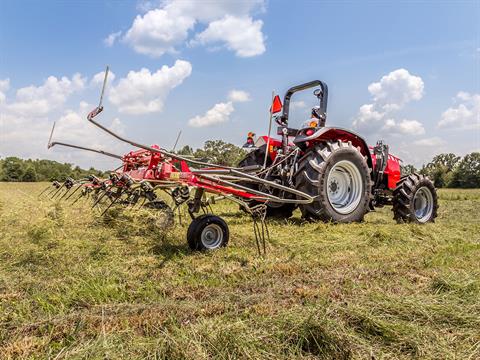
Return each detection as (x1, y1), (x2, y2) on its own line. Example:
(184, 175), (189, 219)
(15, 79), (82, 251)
(0, 183), (479, 359)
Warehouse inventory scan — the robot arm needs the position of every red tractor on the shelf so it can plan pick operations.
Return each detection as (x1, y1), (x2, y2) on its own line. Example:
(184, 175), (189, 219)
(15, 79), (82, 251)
(239, 80), (438, 223)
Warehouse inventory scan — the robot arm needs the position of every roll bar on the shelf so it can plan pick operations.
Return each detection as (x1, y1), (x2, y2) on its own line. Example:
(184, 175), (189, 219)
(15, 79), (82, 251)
(280, 80), (328, 126)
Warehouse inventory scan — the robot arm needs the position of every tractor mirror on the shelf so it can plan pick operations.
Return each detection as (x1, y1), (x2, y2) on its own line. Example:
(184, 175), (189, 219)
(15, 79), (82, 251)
(270, 95), (282, 114)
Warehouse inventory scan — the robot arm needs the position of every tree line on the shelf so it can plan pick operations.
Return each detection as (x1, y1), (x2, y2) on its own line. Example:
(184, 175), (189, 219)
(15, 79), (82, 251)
(401, 152), (480, 188)
(176, 140), (247, 167)
(1, 142), (478, 188)
(0, 157), (106, 182)
(0, 140), (245, 183)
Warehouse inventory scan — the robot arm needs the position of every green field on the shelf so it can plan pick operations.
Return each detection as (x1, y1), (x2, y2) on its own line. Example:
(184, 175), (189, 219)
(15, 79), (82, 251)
(0, 183), (479, 359)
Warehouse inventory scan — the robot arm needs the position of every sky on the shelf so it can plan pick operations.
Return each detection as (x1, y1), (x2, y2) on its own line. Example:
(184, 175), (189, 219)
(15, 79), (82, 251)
(0, 0), (478, 170)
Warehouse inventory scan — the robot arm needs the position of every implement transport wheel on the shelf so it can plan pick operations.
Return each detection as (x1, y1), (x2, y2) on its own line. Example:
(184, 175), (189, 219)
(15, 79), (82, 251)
(295, 140), (372, 222)
(392, 173), (438, 223)
(187, 214), (229, 251)
(238, 145), (296, 218)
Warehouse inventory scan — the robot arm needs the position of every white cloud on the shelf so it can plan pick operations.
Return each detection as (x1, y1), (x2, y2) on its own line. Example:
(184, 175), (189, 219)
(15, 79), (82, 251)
(352, 103), (385, 131)
(55, 104), (125, 146)
(123, 8), (195, 57)
(188, 89), (250, 127)
(439, 92), (480, 129)
(3, 74), (86, 117)
(228, 89), (251, 102)
(0, 99), (128, 170)
(0, 78), (9, 104)
(0, 75), (88, 164)
(413, 137), (445, 147)
(367, 68), (424, 111)
(353, 69), (426, 136)
(192, 16), (265, 57)
(382, 119), (425, 135)
(169, 0), (264, 23)
(104, 31), (122, 47)
(136, 0), (161, 12)
(0, 78), (9, 91)
(0, 73), (132, 170)
(91, 70), (116, 86)
(188, 101), (234, 128)
(118, 0), (266, 57)
(290, 100), (306, 109)
(108, 60), (192, 114)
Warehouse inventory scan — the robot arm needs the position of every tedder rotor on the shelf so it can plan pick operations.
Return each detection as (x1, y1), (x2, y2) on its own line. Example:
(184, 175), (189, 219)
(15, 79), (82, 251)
(44, 67), (314, 253)
(44, 67), (438, 253)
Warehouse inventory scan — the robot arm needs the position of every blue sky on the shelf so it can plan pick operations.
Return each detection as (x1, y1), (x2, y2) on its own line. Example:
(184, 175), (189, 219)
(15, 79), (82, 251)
(0, 0), (478, 169)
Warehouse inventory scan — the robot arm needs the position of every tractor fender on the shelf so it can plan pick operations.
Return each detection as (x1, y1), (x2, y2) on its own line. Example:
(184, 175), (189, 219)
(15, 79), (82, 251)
(294, 126), (373, 169)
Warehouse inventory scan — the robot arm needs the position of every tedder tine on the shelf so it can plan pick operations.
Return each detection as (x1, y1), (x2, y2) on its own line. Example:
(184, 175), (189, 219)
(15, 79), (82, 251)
(71, 191), (86, 205)
(92, 187), (111, 209)
(91, 192), (106, 208)
(64, 184), (82, 201)
(59, 186), (73, 200)
(38, 184), (54, 198)
(45, 187), (59, 197)
(52, 178), (75, 199)
(53, 188), (68, 199)
(50, 183), (66, 199)
(100, 194), (121, 216)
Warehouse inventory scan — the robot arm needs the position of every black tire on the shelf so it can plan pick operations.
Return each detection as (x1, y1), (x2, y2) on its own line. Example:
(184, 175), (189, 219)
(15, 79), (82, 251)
(187, 214), (229, 251)
(392, 173), (438, 223)
(295, 140), (372, 222)
(238, 146), (296, 218)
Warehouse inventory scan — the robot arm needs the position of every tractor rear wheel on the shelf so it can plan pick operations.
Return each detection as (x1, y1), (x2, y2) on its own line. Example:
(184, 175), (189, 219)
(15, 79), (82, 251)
(295, 140), (372, 222)
(238, 146), (296, 218)
(392, 173), (438, 223)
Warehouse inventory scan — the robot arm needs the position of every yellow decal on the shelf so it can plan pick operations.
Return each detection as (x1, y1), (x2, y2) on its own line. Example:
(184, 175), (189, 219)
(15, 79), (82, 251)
(170, 172), (180, 180)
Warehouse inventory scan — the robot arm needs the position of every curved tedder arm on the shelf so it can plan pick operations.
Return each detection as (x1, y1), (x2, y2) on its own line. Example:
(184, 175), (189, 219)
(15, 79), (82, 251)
(47, 122), (123, 160)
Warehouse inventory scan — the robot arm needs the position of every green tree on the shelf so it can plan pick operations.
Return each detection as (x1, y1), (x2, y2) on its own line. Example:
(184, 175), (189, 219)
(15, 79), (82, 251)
(21, 166), (38, 182)
(1, 157), (24, 182)
(194, 140), (246, 167)
(401, 164), (417, 176)
(177, 145), (194, 156)
(450, 152), (480, 188)
(432, 153), (461, 169)
(0, 157), (106, 182)
(420, 153), (460, 187)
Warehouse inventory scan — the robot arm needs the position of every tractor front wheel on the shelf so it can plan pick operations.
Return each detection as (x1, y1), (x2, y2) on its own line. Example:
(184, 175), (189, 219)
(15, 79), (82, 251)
(295, 141), (372, 222)
(392, 173), (438, 223)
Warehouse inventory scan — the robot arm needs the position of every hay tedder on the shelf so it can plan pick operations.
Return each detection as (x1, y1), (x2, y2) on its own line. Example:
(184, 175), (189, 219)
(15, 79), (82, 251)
(44, 68), (438, 252)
